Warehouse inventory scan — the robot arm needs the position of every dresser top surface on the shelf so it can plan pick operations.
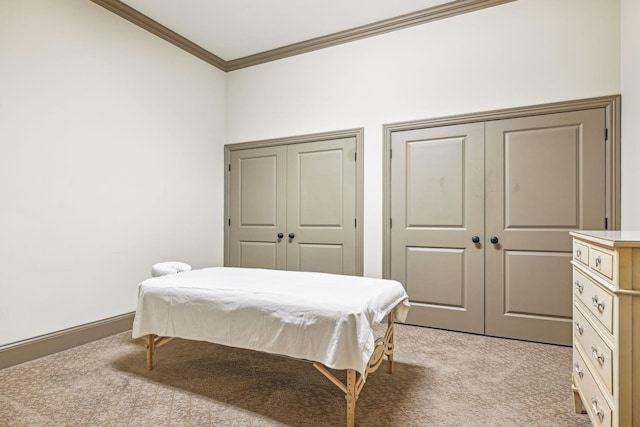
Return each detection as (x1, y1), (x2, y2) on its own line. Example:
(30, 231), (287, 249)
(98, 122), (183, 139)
(571, 230), (640, 247)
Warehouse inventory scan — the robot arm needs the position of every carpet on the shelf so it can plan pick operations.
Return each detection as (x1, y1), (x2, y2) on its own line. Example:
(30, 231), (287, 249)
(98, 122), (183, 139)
(0, 324), (591, 426)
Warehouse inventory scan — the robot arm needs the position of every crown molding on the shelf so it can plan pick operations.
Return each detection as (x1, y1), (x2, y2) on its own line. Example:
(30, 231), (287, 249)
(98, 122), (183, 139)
(227, 0), (514, 71)
(89, 0), (227, 71)
(91, 0), (514, 72)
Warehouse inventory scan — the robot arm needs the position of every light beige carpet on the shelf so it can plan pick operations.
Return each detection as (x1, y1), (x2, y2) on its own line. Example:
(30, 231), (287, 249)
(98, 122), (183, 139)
(0, 324), (591, 426)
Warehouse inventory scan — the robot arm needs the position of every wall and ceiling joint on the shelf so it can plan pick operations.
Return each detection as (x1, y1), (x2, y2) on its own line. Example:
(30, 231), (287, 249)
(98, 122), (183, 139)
(90, 0), (515, 72)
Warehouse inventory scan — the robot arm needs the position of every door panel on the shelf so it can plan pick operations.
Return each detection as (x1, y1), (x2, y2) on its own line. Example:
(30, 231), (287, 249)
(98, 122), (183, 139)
(406, 247), (465, 308)
(390, 123), (485, 334)
(504, 127), (578, 227)
(406, 137), (464, 226)
(239, 156), (281, 226)
(485, 109), (606, 345)
(299, 244), (344, 275)
(298, 150), (343, 226)
(229, 146), (287, 270)
(239, 242), (279, 270)
(504, 251), (573, 318)
(287, 138), (356, 274)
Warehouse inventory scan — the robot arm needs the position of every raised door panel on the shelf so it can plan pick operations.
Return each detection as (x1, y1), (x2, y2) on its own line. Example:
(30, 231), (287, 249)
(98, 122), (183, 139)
(286, 138), (356, 275)
(504, 126), (578, 227)
(238, 242), (278, 270)
(485, 109), (606, 345)
(406, 247), (465, 308)
(406, 137), (464, 227)
(298, 244), (343, 275)
(390, 123), (484, 333)
(504, 251), (573, 318)
(229, 146), (287, 270)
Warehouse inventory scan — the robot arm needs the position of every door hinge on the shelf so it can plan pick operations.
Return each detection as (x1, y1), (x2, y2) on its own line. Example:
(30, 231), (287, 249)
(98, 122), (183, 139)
(390, 218), (392, 228)
(354, 218), (357, 228)
(228, 164), (231, 171)
(354, 152), (357, 161)
(228, 218), (231, 226)
(390, 149), (392, 159)
(605, 128), (608, 141)
(605, 217), (608, 230)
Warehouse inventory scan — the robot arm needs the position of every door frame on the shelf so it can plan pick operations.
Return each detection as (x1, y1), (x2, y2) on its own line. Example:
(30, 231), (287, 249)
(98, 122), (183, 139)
(382, 95), (621, 278)
(224, 128), (365, 276)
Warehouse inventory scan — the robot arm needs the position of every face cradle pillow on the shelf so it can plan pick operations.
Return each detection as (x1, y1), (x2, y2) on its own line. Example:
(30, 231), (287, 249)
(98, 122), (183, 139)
(151, 262), (192, 277)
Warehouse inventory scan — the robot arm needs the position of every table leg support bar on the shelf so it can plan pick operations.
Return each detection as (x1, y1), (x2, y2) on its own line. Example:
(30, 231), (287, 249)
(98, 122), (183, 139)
(144, 311), (396, 426)
(145, 335), (175, 370)
(313, 312), (396, 426)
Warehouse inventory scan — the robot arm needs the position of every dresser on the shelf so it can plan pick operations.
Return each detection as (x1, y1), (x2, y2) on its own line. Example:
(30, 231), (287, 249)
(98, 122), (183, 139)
(570, 230), (640, 427)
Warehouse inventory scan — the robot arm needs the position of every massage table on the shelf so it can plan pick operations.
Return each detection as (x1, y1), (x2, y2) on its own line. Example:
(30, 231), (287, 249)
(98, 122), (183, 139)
(132, 267), (410, 427)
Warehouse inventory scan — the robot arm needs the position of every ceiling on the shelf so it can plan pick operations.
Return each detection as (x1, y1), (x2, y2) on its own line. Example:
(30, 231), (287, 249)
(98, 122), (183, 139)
(118, 0), (454, 61)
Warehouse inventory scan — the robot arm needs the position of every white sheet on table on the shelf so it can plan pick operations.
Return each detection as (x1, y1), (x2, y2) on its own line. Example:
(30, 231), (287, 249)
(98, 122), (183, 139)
(132, 267), (409, 376)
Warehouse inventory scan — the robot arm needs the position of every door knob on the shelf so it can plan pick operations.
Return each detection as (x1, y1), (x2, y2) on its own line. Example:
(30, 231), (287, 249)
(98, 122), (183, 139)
(288, 233), (295, 239)
(471, 236), (480, 243)
(490, 236), (499, 244)
(277, 233), (284, 239)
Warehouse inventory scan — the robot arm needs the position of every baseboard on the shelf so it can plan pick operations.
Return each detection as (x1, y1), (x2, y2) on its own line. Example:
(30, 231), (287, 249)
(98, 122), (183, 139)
(0, 312), (135, 370)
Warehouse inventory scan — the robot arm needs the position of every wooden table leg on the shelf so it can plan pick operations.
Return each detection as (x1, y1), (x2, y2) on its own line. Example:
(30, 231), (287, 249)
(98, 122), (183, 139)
(387, 312), (394, 374)
(146, 334), (155, 370)
(346, 369), (356, 427)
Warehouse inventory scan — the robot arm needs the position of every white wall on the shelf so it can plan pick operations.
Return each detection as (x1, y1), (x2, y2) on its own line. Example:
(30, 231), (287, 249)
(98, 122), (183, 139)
(226, 0), (621, 278)
(0, 0), (625, 347)
(0, 0), (226, 346)
(621, 0), (640, 229)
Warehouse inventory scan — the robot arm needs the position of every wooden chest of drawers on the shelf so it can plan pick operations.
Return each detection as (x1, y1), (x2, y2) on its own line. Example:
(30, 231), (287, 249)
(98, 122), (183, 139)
(570, 230), (640, 427)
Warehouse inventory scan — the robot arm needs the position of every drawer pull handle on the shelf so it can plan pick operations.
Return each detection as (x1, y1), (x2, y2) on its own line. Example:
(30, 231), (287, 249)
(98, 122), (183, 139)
(574, 362), (584, 378)
(574, 281), (584, 293)
(591, 397), (605, 420)
(575, 321), (584, 335)
(591, 295), (605, 312)
(576, 248), (582, 258)
(591, 345), (606, 364)
(595, 256), (602, 268)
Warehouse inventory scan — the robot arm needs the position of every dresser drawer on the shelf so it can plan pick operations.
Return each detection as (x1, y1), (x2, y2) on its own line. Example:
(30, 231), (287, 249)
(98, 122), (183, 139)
(589, 247), (614, 280)
(573, 268), (614, 334)
(573, 346), (612, 427)
(574, 307), (613, 395)
(574, 241), (590, 265)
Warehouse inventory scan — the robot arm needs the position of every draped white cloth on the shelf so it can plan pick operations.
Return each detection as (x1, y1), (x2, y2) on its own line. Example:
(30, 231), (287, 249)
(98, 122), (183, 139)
(132, 267), (410, 375)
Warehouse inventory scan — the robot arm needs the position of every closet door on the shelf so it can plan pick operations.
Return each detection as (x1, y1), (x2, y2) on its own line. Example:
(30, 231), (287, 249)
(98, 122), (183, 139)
(484, 109), (606, 345)
(228, 146), (287, 270)
(390, 123), (485, 333)
(228, 138), (358, 275)
(286, 138), (357, 275)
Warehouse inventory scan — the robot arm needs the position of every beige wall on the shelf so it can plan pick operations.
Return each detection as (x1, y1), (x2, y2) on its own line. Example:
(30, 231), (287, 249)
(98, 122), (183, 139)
(0, 0), (227, 346)
(226, 0), (621, 278)
(621, 0), (640, 229)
